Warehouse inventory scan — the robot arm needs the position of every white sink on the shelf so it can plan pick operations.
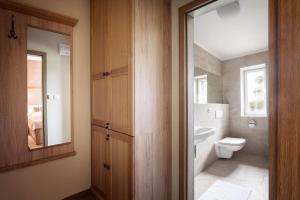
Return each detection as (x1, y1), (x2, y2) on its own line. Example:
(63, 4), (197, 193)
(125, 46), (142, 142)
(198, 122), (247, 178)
(194, 127), (216, 144)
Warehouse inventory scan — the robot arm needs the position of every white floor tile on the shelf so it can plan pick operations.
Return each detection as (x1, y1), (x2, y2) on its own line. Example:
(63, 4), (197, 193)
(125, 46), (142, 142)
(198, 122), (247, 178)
(194, 153), (268, 200)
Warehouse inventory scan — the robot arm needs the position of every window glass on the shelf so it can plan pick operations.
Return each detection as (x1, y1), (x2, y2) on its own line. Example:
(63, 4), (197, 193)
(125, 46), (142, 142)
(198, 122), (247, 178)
(241, 64), (267, 117)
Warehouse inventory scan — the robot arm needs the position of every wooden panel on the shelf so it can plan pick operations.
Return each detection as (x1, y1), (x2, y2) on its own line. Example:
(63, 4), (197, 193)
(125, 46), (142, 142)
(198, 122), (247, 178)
(0, 9), (29, 168)
(92, 126), (109, 198)
(91, 0), (107, 76)
(28, 15), (73, 35)
(109, 74), (130, 134)
(109, 130), (133, 200)
(0, 0), (78, 27)
(134, 0), (172, 199)
(92, 78), (108, 127)
(276, 0), (300, 199)
(107, 0), (130, 71)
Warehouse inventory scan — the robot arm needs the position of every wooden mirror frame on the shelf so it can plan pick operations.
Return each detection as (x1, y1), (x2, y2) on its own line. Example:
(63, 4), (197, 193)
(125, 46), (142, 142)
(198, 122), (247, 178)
(0, 1), (78, 172)
(179, 0), (278, 199)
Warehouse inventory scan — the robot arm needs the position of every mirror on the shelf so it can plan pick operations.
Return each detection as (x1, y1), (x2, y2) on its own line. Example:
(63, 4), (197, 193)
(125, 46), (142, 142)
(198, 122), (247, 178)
(193, 43), (223, 104)
(27, 27), (71, 150)
(194, 67), (223, 104)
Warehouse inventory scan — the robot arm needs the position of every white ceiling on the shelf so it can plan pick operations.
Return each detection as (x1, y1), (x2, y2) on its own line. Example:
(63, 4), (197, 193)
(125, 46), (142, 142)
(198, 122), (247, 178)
(193, 0), (268, 61)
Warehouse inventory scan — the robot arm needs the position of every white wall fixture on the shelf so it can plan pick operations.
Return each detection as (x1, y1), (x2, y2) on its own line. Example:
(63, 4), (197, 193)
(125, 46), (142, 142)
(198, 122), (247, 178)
(58, 43), (70, 56)
(248, 119), (256, 128)
(215, 110), (223, 119)
(217, 1), (240, 19)
(193, 0), (268, 61)
(191, 0), (237, 18)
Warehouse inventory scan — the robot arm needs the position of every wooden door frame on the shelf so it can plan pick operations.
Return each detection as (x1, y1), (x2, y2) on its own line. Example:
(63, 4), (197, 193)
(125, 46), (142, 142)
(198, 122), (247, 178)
(27, 50), (48, 146)
(179, 0), (278, 199)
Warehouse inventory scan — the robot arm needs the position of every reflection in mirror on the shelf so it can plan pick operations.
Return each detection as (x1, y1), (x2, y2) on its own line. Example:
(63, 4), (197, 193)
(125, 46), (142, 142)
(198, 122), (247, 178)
(194, 67), (223, 104)
(27, 27), (71, 150)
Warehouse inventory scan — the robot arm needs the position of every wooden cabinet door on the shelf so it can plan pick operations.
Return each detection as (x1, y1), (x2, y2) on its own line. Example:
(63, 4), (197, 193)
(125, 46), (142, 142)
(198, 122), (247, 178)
(91, 0), (107, 76)
(91, 0), (109, 127)
(107, 0), (133, 135)
(107, 130), (133, 200)
(91, 126), (110, 198)
(92, 77), (109, 127)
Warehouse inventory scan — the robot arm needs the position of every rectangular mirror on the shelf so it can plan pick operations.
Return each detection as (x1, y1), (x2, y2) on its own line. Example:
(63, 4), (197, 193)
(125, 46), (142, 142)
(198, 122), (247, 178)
(27, 27), (71, 150)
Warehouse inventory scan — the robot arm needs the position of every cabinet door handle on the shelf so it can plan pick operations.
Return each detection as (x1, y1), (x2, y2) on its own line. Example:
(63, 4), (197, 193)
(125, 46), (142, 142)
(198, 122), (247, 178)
(106, 134), (110, 141)
(103, 163), (110, 170)
(102, 72), (111, 76)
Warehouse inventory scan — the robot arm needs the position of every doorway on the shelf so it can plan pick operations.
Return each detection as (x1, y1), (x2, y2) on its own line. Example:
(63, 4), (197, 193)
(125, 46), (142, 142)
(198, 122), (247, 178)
(179, 0), (277, 199)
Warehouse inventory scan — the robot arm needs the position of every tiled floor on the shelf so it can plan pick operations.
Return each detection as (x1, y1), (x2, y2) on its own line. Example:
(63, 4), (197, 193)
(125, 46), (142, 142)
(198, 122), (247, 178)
(194, 153), (268, 200)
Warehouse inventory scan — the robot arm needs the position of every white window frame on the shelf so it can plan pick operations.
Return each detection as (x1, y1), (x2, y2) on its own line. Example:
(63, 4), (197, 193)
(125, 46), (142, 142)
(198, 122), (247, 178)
(194, 75), (207, 104)
(240, 64), (267, 117)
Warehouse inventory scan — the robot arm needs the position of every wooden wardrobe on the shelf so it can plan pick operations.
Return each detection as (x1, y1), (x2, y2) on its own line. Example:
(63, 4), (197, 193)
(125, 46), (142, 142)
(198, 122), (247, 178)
(90, 0), (171, 199)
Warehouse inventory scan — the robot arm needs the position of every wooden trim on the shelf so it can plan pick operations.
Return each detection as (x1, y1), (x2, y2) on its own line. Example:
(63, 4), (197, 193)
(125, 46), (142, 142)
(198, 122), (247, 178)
(28, 142), (72, 152)
(92, 119), (107, 128)
(0, 10), (75, 173)
(0, 151), (76, 173)
(62, 189), (96, 200)
(0, 0), (78, 27)
(110, 66), (128, 77)
(178, 8), (186, 200)
(92, 73), (106, 80)
(179, 0), (278, 200)
(27, 16), (75, 156)
(268, 0), (278, 199)
(90, 187), (104, 200)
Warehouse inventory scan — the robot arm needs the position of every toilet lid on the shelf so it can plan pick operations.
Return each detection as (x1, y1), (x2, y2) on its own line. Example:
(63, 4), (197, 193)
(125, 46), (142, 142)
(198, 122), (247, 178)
(218, 137), (246, 146)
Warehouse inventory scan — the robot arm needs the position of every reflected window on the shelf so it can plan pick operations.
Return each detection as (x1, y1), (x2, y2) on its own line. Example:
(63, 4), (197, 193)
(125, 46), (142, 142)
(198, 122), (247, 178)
(194, 75), (207, 104)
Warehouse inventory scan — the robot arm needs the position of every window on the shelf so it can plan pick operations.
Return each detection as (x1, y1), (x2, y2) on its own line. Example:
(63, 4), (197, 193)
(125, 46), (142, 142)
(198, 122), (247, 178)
(240, 64), (267, 117)
(194, 75), (207, 104)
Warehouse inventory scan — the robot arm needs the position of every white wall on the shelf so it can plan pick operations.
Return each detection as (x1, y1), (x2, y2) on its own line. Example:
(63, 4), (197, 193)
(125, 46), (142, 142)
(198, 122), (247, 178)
(194, 104), (229, 174)
(0, 1), (91, 199)
(172, 0), (194, 199)
(194, 44), (222, 76)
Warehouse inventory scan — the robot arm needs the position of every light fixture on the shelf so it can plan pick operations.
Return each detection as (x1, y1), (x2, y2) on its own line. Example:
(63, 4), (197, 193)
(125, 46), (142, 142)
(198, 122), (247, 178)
(191, 0), (240, 19)
(217, 1), (240, 19)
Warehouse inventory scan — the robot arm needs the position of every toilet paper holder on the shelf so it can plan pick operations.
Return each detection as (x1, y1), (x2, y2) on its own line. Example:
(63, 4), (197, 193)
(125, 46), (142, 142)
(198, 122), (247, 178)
(248, 119), (256, 128)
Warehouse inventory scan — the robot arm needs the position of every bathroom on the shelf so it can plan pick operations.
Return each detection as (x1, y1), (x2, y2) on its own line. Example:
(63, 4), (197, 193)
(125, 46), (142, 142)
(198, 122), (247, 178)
(191, 0), (269, 199)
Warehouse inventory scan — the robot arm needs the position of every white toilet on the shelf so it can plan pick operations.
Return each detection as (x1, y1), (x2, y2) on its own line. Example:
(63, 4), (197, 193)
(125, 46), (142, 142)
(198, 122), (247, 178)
(215, 137), (246, 159)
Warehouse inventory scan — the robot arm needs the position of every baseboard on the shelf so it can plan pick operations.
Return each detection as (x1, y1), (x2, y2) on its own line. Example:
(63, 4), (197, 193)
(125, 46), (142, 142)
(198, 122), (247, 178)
(90, 187), (104, 200)
(62, 189), (96, 200)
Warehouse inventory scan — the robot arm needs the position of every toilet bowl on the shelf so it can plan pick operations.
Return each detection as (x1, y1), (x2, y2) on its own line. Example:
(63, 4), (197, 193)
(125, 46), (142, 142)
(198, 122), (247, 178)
(215, 137), (246, 159)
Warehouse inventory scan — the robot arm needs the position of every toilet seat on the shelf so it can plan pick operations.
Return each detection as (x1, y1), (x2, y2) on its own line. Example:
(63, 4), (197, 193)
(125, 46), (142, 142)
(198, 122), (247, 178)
(218, 137), (246, 146)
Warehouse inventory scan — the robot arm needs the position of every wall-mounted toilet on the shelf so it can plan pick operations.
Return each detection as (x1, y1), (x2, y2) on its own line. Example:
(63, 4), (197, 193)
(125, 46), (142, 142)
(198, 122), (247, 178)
(215, 137), (246, 159)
